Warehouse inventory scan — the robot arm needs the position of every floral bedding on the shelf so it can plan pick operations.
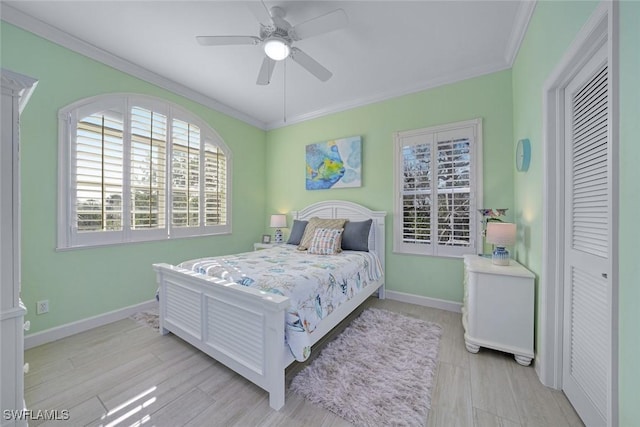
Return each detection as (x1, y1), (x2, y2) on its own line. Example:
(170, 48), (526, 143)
(178, 244), (384, 362)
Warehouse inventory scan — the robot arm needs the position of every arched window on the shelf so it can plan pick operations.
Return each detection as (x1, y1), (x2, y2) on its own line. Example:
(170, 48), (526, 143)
(58, 94), (231, 249)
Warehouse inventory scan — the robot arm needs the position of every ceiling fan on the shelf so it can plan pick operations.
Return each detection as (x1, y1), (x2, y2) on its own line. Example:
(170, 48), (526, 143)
(196, 2), (348, 85)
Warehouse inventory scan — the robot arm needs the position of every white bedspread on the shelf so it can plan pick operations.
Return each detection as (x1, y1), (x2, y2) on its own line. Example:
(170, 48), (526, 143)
(178, 244), (383, 361)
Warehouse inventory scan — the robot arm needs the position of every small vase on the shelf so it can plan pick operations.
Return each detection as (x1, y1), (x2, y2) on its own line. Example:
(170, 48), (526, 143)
(492, 246), (510, 266)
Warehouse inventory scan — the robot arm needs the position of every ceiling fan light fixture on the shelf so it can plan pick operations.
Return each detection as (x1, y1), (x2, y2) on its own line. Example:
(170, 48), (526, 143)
(264, 38), (290, 61)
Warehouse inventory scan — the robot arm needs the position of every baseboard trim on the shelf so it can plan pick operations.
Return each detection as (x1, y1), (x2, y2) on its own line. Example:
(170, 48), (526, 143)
(386, 290), (462, 313)
(24, 299), (157, 349)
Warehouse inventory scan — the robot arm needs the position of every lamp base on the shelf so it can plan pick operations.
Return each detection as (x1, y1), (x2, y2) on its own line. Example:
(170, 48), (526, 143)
(492, 246), (510, 265)
(274, 229), (283, 243)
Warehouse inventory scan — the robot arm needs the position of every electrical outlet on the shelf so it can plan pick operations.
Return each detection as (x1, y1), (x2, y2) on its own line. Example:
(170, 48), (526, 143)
(36, 300), (49, 315)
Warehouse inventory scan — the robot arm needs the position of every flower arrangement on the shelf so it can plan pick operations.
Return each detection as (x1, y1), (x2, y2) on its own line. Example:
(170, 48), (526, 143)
(478, 208), (508, 218)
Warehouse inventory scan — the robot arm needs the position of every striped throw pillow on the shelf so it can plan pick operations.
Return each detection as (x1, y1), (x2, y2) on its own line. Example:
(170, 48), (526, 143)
(308, 228), (344, 255)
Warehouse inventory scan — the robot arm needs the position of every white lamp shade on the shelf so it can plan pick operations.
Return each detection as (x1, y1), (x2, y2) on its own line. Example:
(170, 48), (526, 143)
(486, 222), (516, 246)
(264, 38), (290, 61)
(270, 214), (287, 228)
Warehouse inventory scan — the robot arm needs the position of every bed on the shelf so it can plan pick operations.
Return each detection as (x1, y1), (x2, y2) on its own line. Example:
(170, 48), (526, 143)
(152, 200), (386, 410)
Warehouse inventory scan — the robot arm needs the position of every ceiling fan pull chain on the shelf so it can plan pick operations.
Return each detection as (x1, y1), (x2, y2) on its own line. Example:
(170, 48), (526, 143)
(284, 60), (287, 123)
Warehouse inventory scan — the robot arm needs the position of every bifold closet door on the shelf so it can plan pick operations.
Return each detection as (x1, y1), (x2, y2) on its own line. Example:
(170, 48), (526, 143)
(562, 43), (612, 427)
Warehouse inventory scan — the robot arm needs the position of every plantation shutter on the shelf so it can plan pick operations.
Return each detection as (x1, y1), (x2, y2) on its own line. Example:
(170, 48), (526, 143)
(401, 135), (433, 247)
(204, 139), (227, 225)
(171, 119), (201, 228)
(75, 108), (124, 233)
(435, 131), (472, 249)
(130, 106), (167, 230)
(394, 119), (480, 257)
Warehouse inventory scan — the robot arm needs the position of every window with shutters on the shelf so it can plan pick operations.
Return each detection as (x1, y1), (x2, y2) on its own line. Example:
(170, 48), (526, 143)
(393, 119), (482, 257)
(58, 94), (231, 249)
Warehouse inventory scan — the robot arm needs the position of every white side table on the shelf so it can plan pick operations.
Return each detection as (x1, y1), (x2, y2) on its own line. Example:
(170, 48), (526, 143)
(462, 254), (535, 366)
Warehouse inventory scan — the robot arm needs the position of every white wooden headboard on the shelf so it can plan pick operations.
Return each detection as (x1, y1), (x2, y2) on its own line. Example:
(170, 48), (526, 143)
(290, 200), (386, 271)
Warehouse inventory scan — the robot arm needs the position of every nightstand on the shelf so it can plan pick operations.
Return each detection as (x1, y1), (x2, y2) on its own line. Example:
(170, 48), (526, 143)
(462, 254), (535, 366)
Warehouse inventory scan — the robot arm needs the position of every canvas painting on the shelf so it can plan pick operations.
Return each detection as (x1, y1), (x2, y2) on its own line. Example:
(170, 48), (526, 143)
(305, 136), (362, 190)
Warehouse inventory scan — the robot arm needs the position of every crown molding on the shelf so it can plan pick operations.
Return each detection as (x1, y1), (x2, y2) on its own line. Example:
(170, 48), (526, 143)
(267, 1), (536, 130)
(504, 0), (537, 67)
(0, 3), (267, 130)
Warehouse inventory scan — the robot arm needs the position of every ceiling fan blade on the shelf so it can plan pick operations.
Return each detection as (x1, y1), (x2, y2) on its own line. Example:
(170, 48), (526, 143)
(290, 9), (348, 40)
(196, 36), (260, 46)
(246, 1), (272, 25)
(256, 56), (276, 85)
(290, 47), (332, 82)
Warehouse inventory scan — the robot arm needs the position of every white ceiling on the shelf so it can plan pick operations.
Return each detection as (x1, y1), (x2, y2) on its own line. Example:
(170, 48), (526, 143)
(2, 1), (534, 129)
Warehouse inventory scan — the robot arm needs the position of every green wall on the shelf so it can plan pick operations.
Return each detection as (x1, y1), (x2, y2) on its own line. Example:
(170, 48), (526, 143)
(1, 22), (267, 334)
(266, 70), (515, 302)
(618, 1), (640, 424)
(512, 0), (639, 423)
(511, 0), (599, 280)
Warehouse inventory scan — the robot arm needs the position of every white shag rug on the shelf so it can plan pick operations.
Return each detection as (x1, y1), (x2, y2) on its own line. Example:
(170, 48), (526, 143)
(290, 307), (442, 427)
(130, 309), (159, 331)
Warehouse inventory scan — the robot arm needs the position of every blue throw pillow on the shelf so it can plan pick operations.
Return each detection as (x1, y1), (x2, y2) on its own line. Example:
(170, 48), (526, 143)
(341, 219), (372, 251)
(287, 219), (308, 245)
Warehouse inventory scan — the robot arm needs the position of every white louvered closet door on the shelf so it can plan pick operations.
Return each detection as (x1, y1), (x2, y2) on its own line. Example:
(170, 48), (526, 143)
(562, 43), (611, 427)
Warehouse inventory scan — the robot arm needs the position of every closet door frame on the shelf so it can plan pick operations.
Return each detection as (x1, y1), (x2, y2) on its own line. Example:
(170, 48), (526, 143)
(540, 2), (618, 426)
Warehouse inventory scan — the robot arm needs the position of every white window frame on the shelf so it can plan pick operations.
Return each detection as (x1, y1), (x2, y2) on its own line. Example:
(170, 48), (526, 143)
(393, 118), (483, 258)
(57, 93), (232, 250)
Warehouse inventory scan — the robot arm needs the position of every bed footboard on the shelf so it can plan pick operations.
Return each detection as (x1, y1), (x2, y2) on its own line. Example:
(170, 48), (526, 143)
(153, 263), (291, 410)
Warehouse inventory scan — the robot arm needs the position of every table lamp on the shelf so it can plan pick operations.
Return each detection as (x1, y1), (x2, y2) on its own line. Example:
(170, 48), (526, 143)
(270, 214), (287, 243)
(485, 222), (516, 265)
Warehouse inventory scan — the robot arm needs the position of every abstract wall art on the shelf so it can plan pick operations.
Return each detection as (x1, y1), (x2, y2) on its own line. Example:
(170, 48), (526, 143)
(305, 136), (362, 190)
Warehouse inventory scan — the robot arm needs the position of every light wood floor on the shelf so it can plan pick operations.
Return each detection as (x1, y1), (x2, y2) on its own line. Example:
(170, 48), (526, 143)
(24, 298), (583, 427)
